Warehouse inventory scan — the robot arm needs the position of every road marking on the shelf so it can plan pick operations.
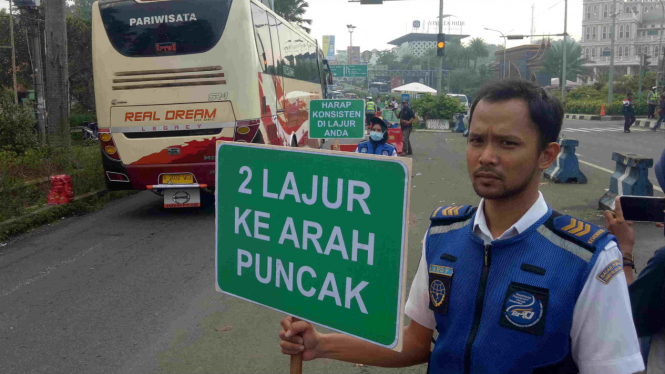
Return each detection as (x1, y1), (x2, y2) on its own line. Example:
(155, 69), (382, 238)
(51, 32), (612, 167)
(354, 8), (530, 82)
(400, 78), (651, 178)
(575, 157), (664, 193)
(617, 166), (632, 196)
(0, 241), (108, 298)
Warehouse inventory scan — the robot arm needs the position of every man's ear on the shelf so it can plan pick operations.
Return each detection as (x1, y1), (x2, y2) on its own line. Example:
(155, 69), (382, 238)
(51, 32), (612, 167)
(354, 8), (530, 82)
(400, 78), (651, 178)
(539, 142), (560, 170)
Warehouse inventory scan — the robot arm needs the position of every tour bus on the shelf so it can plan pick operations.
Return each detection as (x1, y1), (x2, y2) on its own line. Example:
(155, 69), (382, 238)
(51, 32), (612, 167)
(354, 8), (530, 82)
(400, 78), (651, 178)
(92, 0), (332, 208)
(368, 82), (390, 96)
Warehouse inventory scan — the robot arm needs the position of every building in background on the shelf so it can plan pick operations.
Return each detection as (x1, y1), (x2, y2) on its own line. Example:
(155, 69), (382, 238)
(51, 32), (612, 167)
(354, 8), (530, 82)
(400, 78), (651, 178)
(490, 38), (553, 86)
(581, 0), (665, 79)
(333, 50), (348, 65)
(347, 46), (361, 64)
(387, 33), (469, 58)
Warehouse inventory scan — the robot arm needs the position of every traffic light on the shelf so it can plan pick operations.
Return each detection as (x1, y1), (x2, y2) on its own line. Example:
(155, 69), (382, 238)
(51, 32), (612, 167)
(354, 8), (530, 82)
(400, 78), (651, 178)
(643, 54), (652, 67)
(437, 33), (446, 57)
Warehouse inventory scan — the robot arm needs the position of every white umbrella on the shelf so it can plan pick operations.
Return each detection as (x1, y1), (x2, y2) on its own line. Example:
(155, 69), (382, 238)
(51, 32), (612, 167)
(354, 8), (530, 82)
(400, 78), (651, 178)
(391, 82), (438, 94)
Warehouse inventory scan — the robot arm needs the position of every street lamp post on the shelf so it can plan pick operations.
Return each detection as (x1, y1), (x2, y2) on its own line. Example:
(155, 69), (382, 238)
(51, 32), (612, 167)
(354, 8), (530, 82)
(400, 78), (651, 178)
(346, 24), (356, 47)
(485, 28), (507, 79)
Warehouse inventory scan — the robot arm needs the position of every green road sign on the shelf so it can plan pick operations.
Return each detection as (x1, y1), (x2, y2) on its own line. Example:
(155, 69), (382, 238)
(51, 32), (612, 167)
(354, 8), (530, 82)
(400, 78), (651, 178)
(309, 99), (365, 139)
(215, 143), (411, 348)
(345, 65), (368, 77)
(330, 65), (344, 78)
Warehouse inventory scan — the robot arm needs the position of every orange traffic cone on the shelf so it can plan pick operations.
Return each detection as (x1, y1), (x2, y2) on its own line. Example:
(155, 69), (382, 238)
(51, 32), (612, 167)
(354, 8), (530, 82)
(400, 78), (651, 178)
(600, 103), (606, 116)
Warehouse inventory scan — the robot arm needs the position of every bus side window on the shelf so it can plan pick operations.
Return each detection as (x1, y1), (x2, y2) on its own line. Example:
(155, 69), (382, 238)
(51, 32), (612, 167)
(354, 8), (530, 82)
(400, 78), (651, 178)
(250, 4), (273, 73)
(268, 15), (285, 111)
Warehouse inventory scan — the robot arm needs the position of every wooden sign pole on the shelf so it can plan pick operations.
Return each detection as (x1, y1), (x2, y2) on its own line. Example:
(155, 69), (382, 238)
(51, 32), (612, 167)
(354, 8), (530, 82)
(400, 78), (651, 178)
(290, 317), (303, 374)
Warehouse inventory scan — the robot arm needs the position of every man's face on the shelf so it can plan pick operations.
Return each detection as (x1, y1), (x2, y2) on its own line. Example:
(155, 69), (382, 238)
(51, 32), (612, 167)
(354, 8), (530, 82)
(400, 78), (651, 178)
(402, 102), (407, 108)
(466, 99), (542, 201)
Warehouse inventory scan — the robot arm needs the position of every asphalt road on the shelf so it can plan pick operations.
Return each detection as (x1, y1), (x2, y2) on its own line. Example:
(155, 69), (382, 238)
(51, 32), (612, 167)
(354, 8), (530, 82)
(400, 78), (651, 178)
(1, 126), (663, 374)
(562, 118), (665, 192)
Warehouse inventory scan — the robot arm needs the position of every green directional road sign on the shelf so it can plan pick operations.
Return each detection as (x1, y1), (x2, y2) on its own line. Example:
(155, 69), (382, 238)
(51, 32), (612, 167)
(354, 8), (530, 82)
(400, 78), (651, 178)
(215, 143), (411, 348)
(330, 65), (344, 78)
(345, 65), (368, 77)
(309, 99), (365, 139)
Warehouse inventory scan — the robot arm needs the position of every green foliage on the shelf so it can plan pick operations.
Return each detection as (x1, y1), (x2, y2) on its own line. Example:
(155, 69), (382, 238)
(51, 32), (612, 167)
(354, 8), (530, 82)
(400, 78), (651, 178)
(563, 100), (648, 116)
(468, 38), (489, 71)
(0, 9), (34, 90)
(411, 94), (464, 121)
(67, 15), (95, 112)
(542, 40), (585, 84)
(274, 0), (312, 33)
(70, 113), (97, 127)
(0, 89), (39, 153)
(0, 144), (105, 223)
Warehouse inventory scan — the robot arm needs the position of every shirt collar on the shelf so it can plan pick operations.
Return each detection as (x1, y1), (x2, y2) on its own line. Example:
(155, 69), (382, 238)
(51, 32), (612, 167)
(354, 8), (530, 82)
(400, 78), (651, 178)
(473, 191), (548, 242)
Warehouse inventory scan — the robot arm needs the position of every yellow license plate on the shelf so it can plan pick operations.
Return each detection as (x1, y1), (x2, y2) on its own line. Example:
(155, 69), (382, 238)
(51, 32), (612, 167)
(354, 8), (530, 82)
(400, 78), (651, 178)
(162, 174), (194, 184)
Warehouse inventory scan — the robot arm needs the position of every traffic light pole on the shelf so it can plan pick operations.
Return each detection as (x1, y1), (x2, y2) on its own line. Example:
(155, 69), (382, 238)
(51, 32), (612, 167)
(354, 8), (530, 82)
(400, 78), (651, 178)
(437, 0), (443, 95)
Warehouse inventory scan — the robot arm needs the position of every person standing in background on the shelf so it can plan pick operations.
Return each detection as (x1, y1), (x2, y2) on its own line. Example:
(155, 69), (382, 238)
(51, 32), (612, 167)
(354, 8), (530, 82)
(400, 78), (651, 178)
(648, 86), (658, 119)
(623, 92), (636, 133)
(653, 95), (665, 132)
(393, 100), (415, 155)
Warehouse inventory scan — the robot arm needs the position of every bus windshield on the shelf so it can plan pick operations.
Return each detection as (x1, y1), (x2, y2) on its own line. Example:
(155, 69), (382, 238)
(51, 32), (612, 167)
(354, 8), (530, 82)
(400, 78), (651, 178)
(99, 0), (233, 57)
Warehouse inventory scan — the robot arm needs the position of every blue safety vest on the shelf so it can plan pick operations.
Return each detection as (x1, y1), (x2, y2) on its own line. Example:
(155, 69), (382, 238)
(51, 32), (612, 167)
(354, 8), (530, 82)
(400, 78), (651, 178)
(357, 141), (396, 156)
(425, 205), (615, 374)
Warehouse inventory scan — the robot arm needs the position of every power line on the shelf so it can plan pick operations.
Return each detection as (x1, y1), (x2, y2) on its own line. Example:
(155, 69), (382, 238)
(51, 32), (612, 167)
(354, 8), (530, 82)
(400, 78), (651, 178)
(535, 0), (564, 19)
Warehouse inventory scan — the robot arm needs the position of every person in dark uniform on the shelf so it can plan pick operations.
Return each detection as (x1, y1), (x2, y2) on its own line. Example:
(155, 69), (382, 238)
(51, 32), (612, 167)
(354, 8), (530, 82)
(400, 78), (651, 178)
(278, 79), (643, 374)
(356, 117), (397, 156)
(393, 100), (415, 155)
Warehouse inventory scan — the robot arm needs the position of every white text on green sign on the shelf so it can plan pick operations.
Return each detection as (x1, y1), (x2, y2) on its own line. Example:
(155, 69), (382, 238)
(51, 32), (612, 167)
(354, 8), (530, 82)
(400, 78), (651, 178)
(216, 144), (409, 347)
(309, 100), (365, 139)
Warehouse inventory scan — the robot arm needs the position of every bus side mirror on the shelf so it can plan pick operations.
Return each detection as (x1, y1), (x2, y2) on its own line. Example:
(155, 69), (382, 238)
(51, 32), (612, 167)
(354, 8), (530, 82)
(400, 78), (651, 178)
(323, 59), (329, 64)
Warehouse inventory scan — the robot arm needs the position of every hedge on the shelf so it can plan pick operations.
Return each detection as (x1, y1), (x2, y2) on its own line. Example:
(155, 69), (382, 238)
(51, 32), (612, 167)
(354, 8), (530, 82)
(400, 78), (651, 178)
(564, 100), (647, 116)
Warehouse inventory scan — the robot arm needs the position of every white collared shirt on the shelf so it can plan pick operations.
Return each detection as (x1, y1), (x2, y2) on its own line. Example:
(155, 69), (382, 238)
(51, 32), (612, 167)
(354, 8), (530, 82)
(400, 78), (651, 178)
(405, 192), (644, 374)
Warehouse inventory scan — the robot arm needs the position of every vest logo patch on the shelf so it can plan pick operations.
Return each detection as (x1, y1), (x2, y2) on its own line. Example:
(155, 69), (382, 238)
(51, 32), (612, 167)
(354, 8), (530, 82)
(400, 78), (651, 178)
(360, 147), (368, 153)
(500, 283), (549, 336)
(382, 150), (389, 155)
(428, 265), (453, 315)
(430, 280), (446, 307)
(596, 259), (623, 284)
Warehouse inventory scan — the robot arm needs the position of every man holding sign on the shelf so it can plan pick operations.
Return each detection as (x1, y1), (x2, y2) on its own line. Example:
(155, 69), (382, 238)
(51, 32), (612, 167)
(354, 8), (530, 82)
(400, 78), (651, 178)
(279, 80), (643, 374)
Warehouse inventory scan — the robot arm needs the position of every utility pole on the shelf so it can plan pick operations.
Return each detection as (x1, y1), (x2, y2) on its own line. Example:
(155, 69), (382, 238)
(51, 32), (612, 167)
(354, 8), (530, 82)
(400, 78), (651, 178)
(45, 0), (70, 150)
(437, 0), (443, 94)
(9, 0), (18, 104)
(561, 0), (568, 101)
(659, 0), (665, 89)
(608, 0), (617, 104)
(28, 9), (46, 143)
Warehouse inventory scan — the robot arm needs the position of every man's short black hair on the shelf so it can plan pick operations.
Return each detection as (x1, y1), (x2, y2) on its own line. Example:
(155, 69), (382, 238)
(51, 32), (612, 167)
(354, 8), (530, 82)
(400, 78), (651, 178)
(468, 79), (563, 151)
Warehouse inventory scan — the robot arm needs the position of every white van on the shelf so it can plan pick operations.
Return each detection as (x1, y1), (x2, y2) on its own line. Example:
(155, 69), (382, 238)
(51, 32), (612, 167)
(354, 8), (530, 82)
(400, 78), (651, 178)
(446, 94), (470, 114)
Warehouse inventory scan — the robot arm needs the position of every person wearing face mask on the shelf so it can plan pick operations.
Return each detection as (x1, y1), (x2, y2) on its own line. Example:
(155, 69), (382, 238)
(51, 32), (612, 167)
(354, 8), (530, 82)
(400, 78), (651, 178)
(356, 117), (397, 156)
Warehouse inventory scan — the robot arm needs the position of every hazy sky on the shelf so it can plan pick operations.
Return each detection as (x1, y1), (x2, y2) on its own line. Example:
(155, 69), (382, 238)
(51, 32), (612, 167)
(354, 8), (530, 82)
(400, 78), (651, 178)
(306, 0), (582, 52)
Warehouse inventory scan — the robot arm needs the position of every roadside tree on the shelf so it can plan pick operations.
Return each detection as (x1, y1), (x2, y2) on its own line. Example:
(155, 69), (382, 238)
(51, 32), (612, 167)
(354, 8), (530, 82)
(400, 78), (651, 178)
(542, 40), (585, 88)
(274, 0), (312, 33)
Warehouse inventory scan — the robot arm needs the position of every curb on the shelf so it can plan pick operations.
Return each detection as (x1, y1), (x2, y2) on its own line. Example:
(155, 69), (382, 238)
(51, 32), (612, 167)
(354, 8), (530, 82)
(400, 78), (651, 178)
(633, 118), (665, 131)
(564, 114), (624, 121)
(416, 129), (453, 133)
(0, 189), (108, 228)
